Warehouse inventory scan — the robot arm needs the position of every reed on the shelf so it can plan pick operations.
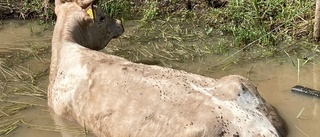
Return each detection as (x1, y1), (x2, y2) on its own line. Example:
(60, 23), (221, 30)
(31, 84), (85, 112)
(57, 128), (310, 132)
(0, 45), (50, 135)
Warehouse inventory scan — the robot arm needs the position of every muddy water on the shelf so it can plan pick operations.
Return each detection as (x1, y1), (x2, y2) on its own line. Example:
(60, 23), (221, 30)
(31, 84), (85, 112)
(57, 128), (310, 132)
(0, 20), (319, 137)
(184, 58), (320, 137)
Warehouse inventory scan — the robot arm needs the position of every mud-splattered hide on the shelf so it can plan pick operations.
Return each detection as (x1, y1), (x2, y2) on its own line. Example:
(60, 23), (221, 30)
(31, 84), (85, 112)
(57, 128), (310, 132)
(48, 1), (286, 137)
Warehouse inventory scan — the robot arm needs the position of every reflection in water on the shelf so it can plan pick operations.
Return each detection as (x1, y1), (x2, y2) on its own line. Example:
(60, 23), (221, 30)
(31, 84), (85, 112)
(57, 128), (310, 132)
(1, 20), (320, 137)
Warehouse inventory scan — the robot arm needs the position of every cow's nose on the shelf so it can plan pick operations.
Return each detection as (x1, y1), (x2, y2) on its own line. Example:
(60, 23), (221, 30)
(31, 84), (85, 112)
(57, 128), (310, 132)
(113, 19), (124, 38)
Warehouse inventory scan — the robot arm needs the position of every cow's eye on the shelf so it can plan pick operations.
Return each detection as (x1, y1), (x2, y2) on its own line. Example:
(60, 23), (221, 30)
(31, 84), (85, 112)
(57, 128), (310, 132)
(99, 16), (105, 22)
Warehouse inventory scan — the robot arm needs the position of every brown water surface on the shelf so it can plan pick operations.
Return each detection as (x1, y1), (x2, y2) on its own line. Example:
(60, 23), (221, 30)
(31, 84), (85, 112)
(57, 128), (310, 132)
(0, 20), (319, 137)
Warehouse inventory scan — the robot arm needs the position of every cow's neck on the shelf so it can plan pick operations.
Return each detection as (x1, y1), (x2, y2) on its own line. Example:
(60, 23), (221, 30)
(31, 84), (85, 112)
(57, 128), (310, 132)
(49, 12), (89, 89)
(52, 15), (89, 49)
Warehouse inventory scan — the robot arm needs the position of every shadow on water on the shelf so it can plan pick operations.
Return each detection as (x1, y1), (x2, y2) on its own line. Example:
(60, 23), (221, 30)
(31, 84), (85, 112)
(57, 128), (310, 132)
(0, 20), (319, 137)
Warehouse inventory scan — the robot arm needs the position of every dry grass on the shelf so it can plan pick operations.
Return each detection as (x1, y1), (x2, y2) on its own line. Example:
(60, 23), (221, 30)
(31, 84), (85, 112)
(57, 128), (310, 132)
(0, 119), (21, 136)
(295, 125), (310, 137)
(21, 120), (91, 136)
(0, 45), (50, 136)
(107, 19), (236, 70)
(0, 38), (94, 136)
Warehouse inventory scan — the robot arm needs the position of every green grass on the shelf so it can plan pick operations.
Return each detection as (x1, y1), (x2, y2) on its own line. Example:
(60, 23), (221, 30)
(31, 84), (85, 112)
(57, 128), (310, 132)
(207, 0), (315, 56)
(98, 0), (133, 18)
(20, 0), (55, 23)
(141, 1), (159, 22)
(14, 0), (319, 62)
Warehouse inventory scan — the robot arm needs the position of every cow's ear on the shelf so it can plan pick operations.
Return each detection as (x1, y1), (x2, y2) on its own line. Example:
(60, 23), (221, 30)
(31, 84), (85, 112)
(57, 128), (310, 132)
(86, 4), (96, 21)
(54, 0), (70, 15)
(82, 10), (94, 26)
(54, 0), (61, 15)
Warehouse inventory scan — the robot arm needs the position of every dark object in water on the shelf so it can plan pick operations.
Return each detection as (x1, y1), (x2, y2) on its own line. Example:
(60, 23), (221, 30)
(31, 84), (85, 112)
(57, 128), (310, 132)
(135, 60), (162, 66)
(291, 85), (320, 98)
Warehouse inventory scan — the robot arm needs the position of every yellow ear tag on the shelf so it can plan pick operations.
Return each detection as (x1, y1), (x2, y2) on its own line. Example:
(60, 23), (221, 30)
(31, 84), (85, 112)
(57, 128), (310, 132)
(86, 4), (95, 20)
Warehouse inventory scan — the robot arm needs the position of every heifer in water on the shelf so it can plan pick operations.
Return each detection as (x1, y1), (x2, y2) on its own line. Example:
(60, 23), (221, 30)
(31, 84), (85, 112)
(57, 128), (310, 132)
(48, 0), (287, 136)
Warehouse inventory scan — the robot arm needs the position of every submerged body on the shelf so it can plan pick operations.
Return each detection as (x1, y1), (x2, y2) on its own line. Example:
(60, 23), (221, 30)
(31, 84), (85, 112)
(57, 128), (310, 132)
(48, 1), (287, 137)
